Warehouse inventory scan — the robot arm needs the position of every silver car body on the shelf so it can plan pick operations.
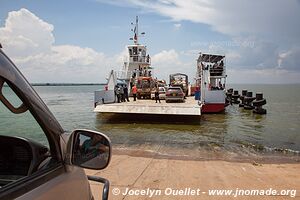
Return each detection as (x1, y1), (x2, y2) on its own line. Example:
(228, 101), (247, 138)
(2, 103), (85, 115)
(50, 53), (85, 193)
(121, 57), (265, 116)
(151, 87), (166, 100)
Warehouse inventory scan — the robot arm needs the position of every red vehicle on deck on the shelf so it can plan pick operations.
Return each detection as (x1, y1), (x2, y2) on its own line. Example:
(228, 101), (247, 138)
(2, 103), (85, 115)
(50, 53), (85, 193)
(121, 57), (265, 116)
(136, 76), (156, 99)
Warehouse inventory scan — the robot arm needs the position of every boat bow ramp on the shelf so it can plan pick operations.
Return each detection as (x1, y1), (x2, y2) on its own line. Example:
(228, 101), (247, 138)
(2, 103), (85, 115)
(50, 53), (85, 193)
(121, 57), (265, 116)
(94, 97), (201, 116)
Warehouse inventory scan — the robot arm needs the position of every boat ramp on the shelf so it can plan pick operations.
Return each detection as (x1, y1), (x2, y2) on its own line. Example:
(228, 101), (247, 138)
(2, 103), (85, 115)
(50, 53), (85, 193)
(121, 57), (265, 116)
(94, 97), (201, 117)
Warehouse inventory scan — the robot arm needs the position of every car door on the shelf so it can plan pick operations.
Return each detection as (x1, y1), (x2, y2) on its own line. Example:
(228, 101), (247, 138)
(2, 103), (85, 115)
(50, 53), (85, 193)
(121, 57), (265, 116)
(0, 49), (92, 200)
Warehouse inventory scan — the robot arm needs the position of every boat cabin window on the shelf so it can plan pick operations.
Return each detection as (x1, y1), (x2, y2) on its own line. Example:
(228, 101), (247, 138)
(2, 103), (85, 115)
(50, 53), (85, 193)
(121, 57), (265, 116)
(142, 49), (146, 56)
(129, 49), (132, 56)
(133, 47), (137, 55)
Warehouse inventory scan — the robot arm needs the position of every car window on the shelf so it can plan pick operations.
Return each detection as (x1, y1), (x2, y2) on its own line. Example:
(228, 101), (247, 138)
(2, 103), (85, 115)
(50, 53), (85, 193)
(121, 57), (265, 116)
(0, 82), (51, 189)
(0, 83), (48, 146)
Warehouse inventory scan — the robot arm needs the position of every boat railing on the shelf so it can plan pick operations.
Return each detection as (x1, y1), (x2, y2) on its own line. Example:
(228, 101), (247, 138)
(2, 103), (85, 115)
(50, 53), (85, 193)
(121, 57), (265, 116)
(117, 69), (153, 81)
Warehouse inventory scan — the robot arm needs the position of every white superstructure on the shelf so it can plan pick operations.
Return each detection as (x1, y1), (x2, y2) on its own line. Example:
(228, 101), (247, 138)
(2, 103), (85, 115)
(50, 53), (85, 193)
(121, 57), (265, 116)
(196, 53), (227, 113)
(117, 16), (152, 81)
(94, 16), (152, 106)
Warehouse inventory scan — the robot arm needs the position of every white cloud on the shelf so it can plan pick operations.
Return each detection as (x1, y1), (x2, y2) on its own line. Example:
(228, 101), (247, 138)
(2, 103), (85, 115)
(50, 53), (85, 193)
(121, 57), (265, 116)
(151, 49), (195, 81)
(152, 49), (180, 65)
(100, 0), (300, 39)
(227, 39), (279, 70)
(0, 8), (123, 83)
(151, 49), (181, 80)
(1, 7), (299, 84)
(173, 23), (181, 30)
(0, 8), (190, 83)
(278, 47), (300, 71)
(0, 8), (54, 57)
(97, 0), (300, 83)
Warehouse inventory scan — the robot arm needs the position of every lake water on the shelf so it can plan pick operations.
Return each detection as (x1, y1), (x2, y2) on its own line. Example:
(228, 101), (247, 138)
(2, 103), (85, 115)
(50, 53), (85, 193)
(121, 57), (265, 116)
(1, 84), (299, 163)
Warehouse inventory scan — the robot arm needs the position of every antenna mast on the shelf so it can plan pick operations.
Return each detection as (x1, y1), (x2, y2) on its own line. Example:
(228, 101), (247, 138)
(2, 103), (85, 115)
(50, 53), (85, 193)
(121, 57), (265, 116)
(130, 16), (145, 45)
(134, 16), (138, 45)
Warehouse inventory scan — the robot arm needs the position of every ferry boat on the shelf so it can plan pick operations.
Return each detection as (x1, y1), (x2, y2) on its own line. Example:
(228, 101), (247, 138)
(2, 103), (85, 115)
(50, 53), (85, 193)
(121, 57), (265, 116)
(94, 17), (201, 118)
(94, 17), (264, 117)
(196, 53), (227, 113)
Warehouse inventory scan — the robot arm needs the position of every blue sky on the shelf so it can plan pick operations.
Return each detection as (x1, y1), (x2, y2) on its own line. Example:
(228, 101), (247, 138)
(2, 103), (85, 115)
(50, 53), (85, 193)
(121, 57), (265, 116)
(1, 0), (300, 83)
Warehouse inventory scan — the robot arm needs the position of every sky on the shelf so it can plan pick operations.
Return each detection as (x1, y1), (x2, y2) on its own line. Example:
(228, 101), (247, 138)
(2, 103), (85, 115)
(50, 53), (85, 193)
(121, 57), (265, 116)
(0, 0), (300, 84)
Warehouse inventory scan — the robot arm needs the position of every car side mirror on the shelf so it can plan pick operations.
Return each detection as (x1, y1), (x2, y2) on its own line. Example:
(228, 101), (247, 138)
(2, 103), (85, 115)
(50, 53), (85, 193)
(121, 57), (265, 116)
(69, 129), (111, 170)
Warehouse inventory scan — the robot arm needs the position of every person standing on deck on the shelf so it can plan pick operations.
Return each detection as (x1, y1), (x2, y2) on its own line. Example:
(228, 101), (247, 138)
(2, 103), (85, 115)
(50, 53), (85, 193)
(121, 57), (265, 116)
(130, 77), (133, 89)
(155, 86), (160, 103)
(124, 85), (130, 102)
(115, 86), (121, 103)
(114, 85), (118, 102)
(119, 85), (125, 102)
(139, 65), (142, 76)
(132, 85), (137, 101)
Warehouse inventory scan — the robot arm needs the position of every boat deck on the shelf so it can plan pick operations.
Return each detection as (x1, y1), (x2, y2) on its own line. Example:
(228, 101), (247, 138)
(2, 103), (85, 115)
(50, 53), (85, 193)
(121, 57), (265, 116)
(94, 96), (201, 116)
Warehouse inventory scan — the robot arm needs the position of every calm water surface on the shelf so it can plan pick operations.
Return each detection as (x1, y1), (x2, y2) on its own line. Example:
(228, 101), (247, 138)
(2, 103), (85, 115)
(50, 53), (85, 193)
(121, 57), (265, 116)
(1, 84), (299, 162)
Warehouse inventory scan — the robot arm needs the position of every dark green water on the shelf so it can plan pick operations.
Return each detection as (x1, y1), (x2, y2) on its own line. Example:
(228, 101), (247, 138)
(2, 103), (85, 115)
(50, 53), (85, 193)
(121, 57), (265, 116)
(1, 84), (299, 162)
